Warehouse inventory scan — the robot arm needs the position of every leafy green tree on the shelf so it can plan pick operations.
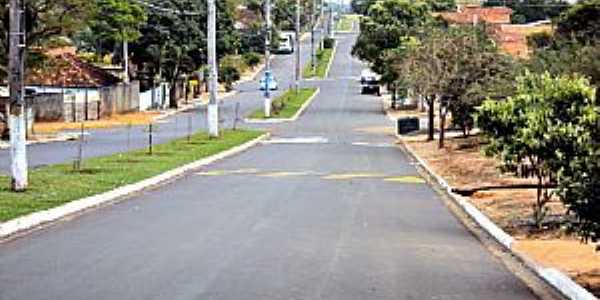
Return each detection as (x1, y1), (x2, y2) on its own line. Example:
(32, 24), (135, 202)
(351, 0), (377, 14)
(401, 25), (517, 145)
(0, 0), (95, 80)
(477, 72), (596, 229)
(556, 0), (600, 41)
(131, 0), (239, 108)
(483, 0), (570, 24)
(83, 0), (146, 62)
(528, 38), (600, 87)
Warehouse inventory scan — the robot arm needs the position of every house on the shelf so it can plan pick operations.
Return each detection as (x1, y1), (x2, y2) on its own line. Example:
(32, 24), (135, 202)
(24, 47), (140, 122)
(436, 4), (552, 58)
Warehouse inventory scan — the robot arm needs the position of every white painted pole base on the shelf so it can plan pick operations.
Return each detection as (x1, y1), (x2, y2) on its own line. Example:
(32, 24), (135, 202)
(264, 97), (272, 118)
(207, 104), (219, 138)
(9, 108), (28, 191)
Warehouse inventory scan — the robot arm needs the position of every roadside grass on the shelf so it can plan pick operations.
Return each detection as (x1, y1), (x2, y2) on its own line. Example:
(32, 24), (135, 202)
(0, 129), (263, 222)
(248, 88), (318, 119)
(335, 14), (360, 31)
(302, 48), (334, 79)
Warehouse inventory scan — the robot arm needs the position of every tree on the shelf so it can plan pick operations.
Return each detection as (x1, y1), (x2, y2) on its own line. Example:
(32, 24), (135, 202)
(86, 0), (146, 59)
(131, 0), (239, 108)
(556, 0), (600, 41)
(483, 0), (570, 24)
(352, 0), (433, 111)
(477, 72), (596, 229)
(0, 0), (95, 80)
(528, 38), (600, 87)
(401, 25), (517, 146)
(351, 0), (377, 14)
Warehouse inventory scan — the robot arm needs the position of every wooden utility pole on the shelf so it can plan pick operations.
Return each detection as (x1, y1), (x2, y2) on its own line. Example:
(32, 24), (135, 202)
(8, 0), (28, 191)
(264, 0), (272, 117)
(207, 0), (219, 137)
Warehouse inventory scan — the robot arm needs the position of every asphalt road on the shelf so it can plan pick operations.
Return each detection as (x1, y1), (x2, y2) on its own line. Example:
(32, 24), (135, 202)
(0, 31), (322, 174)
(0, 31), (544, 299)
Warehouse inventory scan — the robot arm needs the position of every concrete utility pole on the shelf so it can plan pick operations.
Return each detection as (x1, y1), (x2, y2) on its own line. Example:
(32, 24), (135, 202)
(329, 3), (334, 39)
(294, 0), (301, 92)
(123, 40), (129, 83)
(311, 0), (316, 72)
(8, 0), (28, 191)
(207, 0), (219, 137)
(320, 0), (325, 49)
(264, 0), (272, 117)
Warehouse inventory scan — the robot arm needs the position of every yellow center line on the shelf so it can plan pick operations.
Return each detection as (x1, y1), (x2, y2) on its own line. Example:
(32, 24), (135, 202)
(258, 171), (313, 178)
(383, 176), (426, 184)
(323, 173), (386, 180)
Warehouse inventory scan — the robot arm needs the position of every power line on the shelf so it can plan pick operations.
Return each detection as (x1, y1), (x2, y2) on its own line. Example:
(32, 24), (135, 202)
(132, 0), (203, 16)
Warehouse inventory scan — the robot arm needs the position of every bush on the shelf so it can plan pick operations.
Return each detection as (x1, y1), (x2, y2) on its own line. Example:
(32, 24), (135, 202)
(218, 65), (241, 92)
(477, 72), (598, 232)
(242, 52), (261, 68)
(323, 37), (335, 49)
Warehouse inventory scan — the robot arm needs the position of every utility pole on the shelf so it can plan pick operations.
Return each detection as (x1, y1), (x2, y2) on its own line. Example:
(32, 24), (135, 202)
(264, 0), (272, 117)
(123, 40), (129, 83)
(294, 0), (301, 92)
(8, 0), (28, 191)
(329, 2), (334, 39)
(320, 0), (325, 49)
(207, 0), (219, 137)
(311, 0), (316, 72)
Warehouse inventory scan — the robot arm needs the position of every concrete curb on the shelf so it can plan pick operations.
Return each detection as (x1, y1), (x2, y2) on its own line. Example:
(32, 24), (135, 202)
(0, 132), (271, 239)
(244, 88), (320, 124)
(324, 42), (338, 79)
(0, 133), (79, 150)
(399, 140), (597, 300)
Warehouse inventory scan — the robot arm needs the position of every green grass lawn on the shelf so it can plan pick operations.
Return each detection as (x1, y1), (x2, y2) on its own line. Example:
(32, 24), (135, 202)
(248, 88), (318, 119)
(335, 14), (360, 31)
(302, 48), (334, 79)
(0, 129), (263, 222)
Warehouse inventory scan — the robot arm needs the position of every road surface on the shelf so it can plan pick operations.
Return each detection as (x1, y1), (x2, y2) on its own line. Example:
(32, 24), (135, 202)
(0, 32), (546, 299)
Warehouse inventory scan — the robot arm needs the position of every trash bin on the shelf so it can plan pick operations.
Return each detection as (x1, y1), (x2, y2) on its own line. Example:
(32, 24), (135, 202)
(397, 117), (420, 135)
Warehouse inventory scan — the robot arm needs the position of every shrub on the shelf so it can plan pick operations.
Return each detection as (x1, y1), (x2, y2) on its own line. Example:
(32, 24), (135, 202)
(220, 55), (248, 73)
(242, 52), (261, 68)
(477, 71), (597, 232)
(219, 65), (241, 92)
(323, 37), (335, 49)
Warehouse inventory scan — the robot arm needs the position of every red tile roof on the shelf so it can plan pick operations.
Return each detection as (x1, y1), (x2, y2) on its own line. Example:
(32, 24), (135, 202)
(438, 6), (513, 25)
(26, 52), (120, 88)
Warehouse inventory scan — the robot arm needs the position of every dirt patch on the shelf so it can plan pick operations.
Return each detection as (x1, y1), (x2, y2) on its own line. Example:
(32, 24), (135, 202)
(33, 111), (162, 134)
(402, 132), (599, 295)
(515, 239), (600, 295)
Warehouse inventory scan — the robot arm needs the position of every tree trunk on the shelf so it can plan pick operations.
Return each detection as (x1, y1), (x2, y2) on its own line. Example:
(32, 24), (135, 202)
(439, 109), (446, 149)
(427, 96), (434, 141)
(169, 81), (178, 109)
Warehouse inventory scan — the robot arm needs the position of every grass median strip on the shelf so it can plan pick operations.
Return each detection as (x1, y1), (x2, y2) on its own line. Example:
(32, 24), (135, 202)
(248, 88), (318, 119)
(302, 48), (334, 79)
(0, 129), (263, 222)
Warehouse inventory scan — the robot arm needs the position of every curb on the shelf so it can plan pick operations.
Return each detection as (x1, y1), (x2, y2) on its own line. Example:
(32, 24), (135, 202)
(324, 42), (338, 79)
(0, 132), (271, 240)
(0, 133), (79, 150)
(245, 88), (320, 124)
(399, 140), (597, 300)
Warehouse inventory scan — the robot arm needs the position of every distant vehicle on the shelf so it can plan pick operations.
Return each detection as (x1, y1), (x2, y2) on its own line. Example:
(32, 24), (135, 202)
(275, 32), (295, 54)
(259, 71), (278, 91)
(360, 69), (381, 96)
